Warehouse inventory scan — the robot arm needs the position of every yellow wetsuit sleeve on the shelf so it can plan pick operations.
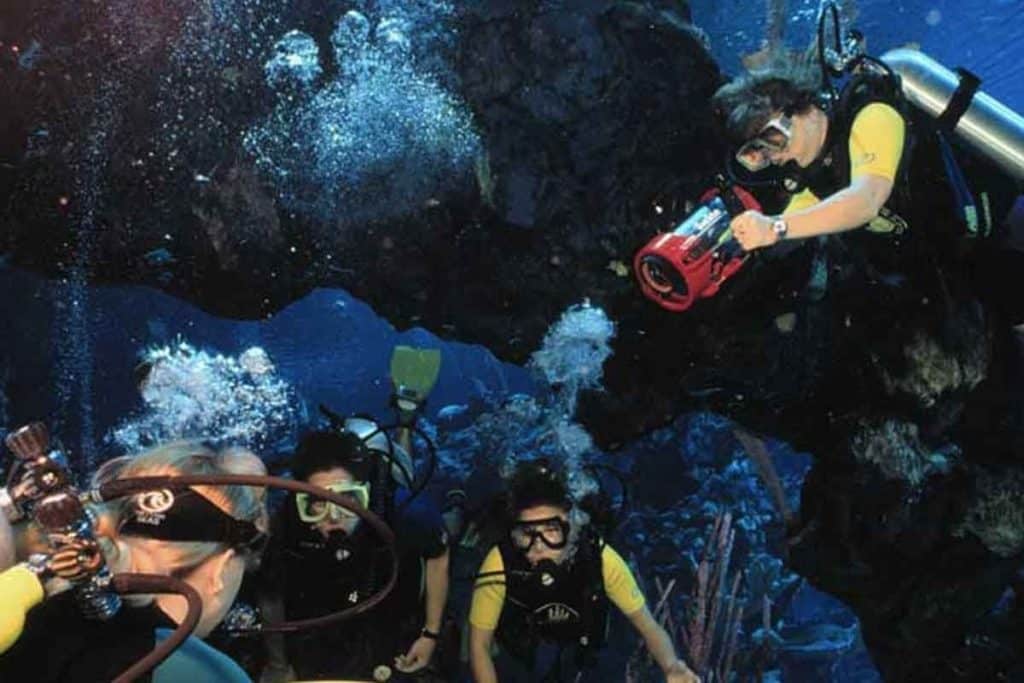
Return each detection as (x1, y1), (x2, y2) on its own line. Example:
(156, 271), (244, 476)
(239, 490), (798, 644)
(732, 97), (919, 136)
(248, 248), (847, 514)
(783, 188), (821, 215)
(0, 565), (45, 654)
(601, 545), (645, 616)
(848, 102), (905, 181)
(469, 546), (506, 630)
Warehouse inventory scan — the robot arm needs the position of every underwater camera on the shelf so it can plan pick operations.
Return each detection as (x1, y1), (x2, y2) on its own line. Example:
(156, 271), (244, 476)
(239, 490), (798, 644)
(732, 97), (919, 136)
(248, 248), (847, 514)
(634, 181), (761, 312)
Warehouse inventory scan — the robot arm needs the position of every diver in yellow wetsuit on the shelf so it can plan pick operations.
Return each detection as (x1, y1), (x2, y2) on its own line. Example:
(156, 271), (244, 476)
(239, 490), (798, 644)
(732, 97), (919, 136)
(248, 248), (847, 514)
(712, 59), (910, 250)
(468, 461), (698, 683)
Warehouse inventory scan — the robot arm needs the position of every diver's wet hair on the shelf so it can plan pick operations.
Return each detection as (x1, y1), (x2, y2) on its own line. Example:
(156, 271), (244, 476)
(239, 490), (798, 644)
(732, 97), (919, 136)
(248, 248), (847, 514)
(292, 429), (373, 482)
(712, 55), (823, 147)
(506, 459), (572, 516)
(90, 441), (268, 590)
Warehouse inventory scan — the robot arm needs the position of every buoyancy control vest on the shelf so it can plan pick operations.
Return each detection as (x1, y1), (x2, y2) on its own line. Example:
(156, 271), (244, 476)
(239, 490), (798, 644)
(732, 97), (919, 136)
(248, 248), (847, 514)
(494, 531), (609, 668)
(796, 66), (916, 234)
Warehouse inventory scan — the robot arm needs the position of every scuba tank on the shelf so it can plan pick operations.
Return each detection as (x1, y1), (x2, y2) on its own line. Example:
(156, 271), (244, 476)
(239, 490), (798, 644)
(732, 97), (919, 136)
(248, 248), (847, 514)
(880, 48), (1024, 183)
(341, 416), (416, 490)
(816, 3), (1024, 185)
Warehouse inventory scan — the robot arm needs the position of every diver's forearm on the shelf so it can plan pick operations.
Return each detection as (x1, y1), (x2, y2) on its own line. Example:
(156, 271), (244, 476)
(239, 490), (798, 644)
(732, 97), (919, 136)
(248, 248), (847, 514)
(784, 184), (878, 238)
(470, 646), (498, 683)
(423, 550), (449, 632)
(644, 620), (683, 674)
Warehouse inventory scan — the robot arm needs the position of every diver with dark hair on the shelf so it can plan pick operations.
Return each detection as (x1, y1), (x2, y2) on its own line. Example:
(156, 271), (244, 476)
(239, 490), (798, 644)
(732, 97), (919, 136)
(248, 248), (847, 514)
(258, 425), (450, 682)
(257, 345), (448, 683)
(468, 460), (698, 683)
(713, 47), (913, 251)
(712, 4), (1024, 312)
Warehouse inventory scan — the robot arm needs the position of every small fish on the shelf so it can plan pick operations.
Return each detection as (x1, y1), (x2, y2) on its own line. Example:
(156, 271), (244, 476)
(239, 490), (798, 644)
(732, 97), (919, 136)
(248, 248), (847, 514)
(606, 260), (630, 277)
(437, 404), (469, 421)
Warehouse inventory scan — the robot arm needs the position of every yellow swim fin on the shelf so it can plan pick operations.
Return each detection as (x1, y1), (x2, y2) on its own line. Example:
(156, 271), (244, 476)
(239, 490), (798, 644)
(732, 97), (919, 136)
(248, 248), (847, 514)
(390, 345), (442, 413)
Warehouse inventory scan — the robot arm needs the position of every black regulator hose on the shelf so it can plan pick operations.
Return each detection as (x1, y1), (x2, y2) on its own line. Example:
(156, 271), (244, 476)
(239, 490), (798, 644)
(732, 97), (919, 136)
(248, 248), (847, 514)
(817, 1), (843, 94)
(110, 573), (202, 683)
(337, 416), (439, 513)
(94, 474), (399, 633)
(401, 424), (437, 511)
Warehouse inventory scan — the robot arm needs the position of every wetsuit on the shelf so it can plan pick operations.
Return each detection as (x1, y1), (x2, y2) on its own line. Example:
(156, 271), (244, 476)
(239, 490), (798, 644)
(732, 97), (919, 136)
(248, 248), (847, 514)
(784, 100), (908, 233)
(260, 487), (447, 680)
(470, 537), (644, 681)
(0, 589), (250, 682)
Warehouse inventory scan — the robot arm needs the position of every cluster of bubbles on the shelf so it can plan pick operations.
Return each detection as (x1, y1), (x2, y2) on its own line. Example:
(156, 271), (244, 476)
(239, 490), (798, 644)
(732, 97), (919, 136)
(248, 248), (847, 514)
(54, 79), (128, 472)
(435, 302), (619, 511)
(108, 341), (304, 456)
(529, 301), (616, 417)
(244, 2), (481, 227)
(150, 0), (285, 173)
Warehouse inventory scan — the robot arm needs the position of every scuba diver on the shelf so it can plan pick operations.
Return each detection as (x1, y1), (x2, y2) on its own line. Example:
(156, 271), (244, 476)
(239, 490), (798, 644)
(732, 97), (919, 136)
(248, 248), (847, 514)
(713, 49), (912, 251)
(258, 428), (450, 682)
(712, 5), (1024, 294)
(468, 460), (699, 683)
(0, 441), (269, 682)
(258, 345), (450, 682)
(635, 3), (1024, 315)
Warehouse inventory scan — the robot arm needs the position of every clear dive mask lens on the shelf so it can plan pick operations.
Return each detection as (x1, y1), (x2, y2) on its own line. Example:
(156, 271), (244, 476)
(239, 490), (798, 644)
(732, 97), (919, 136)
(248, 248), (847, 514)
(295, 482), (370, 523)
(510, 517), (570, 551)
(735, 115), (793, 172)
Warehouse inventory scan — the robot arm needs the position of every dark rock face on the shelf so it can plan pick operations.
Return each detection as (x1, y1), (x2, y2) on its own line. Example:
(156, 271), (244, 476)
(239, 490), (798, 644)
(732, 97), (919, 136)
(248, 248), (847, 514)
(4, 1), (1024, 680)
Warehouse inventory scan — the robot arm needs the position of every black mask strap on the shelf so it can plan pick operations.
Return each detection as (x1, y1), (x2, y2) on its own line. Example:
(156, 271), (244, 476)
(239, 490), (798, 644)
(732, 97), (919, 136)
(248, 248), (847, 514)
(120, 488), (264, 550)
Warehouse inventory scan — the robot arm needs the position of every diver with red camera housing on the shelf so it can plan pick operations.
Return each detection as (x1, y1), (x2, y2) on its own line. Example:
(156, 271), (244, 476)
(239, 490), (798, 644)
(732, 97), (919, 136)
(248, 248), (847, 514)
(636, 1), (1024, 320)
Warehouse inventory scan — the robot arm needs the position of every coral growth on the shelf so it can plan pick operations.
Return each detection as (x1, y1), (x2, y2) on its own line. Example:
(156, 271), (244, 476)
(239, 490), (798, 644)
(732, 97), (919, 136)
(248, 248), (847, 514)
(956, 471), (1024, 558)
(849, 418), (955, 486)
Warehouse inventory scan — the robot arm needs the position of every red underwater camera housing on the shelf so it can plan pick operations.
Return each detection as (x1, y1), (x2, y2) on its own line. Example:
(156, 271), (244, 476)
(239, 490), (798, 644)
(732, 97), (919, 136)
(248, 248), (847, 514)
(634, 183), (761, 312)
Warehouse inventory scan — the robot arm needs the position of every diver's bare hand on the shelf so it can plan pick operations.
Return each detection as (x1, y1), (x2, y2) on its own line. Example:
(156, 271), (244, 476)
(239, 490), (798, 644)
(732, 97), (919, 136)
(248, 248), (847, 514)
(665, 659), (701, 683)
(395, 635), (436, 673)
(730, 210), (778, 251)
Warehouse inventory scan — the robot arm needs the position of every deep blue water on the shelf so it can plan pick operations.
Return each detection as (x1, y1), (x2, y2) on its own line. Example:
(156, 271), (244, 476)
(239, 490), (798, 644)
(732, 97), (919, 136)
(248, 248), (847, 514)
(0, 267), (533, 462)
(694, 0), (1024, 112)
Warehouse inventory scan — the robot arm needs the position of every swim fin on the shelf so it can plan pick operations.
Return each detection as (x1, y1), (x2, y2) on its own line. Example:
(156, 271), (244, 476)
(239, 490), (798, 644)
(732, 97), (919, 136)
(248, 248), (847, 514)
(390, 345), (442, 413)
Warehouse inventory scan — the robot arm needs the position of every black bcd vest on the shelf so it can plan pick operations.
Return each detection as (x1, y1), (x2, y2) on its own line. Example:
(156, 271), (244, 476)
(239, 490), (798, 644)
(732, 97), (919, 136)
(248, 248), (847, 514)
(795, 68), (917, 230)
(494, 533), (610, 667)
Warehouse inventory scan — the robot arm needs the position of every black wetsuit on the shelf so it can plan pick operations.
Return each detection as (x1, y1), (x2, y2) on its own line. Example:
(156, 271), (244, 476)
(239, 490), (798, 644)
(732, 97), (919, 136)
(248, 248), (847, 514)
(260, 488), (447, 680)
(493, 535), (609, 682)
(0, 589), (250, 682)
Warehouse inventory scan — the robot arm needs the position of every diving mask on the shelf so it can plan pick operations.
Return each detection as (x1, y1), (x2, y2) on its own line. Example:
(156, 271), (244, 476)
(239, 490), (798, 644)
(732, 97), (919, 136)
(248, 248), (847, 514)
(735, 114), (793, 172)
(296, 482), (370, 523)
(510, 516), (570, 551)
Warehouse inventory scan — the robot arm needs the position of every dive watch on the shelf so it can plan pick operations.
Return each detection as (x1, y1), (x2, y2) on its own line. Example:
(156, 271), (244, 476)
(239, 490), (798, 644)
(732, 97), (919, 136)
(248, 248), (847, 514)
(771, 217), (789, 240)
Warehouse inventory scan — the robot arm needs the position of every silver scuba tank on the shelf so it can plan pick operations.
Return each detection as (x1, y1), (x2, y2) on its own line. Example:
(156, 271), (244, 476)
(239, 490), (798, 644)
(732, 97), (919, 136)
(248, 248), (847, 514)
(343, 416), (416, 489)
(881, 48), (1024, 181)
